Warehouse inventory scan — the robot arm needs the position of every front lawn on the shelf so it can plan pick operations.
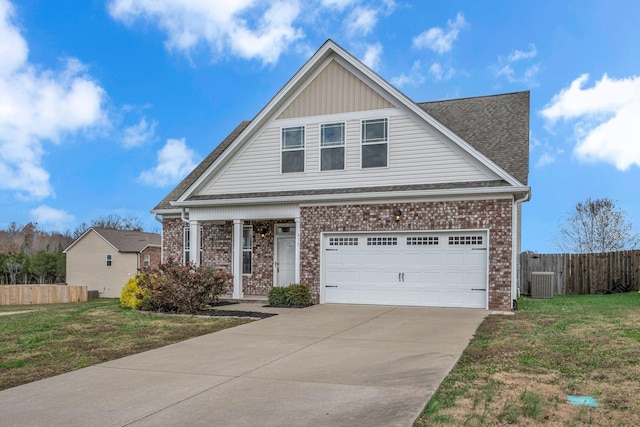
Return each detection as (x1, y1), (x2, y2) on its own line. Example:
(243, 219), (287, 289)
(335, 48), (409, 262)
(415, 292), (640, 426)
(0, 299), (250, 391)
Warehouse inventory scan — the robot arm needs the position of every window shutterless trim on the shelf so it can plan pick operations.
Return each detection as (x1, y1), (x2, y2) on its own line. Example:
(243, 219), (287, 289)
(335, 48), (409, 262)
(319, 121), (346, 172)
(280, 125), (306, 174)
(360, 118), (389, 169)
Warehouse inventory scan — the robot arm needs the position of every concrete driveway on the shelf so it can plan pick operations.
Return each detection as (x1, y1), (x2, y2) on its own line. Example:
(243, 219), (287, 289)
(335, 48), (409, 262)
(0, 304), (487, 427)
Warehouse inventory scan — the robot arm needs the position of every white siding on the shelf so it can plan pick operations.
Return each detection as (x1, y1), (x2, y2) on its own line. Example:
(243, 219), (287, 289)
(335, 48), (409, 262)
(200, 112), (496, 196)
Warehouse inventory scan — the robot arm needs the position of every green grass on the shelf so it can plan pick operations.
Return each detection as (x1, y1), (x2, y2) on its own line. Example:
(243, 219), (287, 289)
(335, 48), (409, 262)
(0, 299), (250, 391)
(415, 292), (640, 426)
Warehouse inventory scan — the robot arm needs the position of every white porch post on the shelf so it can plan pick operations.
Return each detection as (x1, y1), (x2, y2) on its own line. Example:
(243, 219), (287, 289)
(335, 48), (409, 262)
(189, 220), (200, 267)
(294, 216), (301, 283)
(232, 219), (243, 299)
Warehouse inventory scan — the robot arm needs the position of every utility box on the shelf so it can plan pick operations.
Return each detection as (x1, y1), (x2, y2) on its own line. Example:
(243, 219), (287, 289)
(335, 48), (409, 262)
(531, 272), (554, 299)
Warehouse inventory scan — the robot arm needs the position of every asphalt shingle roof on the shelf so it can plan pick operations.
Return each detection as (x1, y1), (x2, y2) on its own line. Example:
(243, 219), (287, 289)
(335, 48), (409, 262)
(91, 228), (161, 253)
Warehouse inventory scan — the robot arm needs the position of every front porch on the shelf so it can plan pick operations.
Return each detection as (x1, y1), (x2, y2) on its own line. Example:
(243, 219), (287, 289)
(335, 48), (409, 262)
(162, 215), (302, 300)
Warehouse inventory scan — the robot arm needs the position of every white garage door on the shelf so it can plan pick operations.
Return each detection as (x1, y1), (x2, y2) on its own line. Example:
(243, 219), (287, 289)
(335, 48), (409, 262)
(322, 231), (487, 308)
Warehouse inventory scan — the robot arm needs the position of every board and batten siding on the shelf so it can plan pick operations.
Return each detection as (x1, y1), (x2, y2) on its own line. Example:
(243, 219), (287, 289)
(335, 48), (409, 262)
(277, 60), (394, 119)
(65, 230), (138, 298)
(200, 112), (497, 196)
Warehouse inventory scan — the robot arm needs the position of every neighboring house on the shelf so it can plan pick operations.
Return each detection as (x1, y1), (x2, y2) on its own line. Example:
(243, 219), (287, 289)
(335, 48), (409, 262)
(152, 40), (530, 311)
(64, 228), (161, 298)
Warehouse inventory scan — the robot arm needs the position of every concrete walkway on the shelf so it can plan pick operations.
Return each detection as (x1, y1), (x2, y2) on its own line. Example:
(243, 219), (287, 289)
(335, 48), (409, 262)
(0, 304), (487, 427)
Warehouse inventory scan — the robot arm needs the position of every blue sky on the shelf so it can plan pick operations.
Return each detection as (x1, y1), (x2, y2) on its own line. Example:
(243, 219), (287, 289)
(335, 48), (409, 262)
(1, 0), (639, 253)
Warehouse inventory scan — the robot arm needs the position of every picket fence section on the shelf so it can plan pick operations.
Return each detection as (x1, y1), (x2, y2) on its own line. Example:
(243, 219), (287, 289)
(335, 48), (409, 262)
(520, 250), (640, 295)
(0, 285), (88, 305)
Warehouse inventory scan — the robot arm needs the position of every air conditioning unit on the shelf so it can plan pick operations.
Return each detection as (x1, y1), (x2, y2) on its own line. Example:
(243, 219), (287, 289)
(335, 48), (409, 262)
(531, 272), (554, 299)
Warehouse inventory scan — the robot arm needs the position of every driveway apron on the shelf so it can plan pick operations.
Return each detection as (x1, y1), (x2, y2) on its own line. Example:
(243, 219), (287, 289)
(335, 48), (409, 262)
(0, 304), (487, 427)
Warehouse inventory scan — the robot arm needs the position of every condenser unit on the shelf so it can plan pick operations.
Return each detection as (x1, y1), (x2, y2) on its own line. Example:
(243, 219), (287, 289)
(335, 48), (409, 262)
(531, 272), (554, 299)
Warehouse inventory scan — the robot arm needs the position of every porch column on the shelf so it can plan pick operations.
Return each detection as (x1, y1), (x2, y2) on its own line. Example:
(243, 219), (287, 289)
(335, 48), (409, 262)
(189, 220), (200, 267)
(294, 216), (301, 283)
(232, 219), (243, 299)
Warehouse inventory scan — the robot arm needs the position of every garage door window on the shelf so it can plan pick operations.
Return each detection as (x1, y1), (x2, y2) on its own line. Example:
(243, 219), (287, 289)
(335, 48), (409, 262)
(329, 237), (359, 246)
(449, 235), (483, 245)
(407, 236), (439, 245)
(367, 236), (397, 246)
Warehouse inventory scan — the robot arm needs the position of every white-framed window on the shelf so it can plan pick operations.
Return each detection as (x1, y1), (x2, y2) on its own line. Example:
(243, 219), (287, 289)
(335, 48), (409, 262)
(361, 118), (388, 168)
(320, 122), (345, 171)
(281, 126), (305, 173)
(242, 225), (252, 275)
(106, 254), (112, 267)
(143, 254), (150, 267)
(183, 227), (203, 265)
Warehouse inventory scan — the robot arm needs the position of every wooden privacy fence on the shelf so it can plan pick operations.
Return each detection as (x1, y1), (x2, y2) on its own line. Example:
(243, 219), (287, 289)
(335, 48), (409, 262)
(520, 250), (640, 295)
(0, 285), (88, 305)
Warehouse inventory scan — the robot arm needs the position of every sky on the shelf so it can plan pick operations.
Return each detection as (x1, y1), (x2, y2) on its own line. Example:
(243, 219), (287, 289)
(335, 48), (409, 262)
(1, 0), (639, 253)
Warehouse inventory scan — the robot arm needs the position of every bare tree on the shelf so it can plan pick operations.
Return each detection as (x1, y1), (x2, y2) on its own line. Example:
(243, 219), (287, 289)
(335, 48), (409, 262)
(72, 215), (145, 238)
(555, 197), (639, 253)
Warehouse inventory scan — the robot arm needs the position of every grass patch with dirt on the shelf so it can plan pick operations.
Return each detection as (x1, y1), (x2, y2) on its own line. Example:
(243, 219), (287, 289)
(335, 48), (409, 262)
(0, 299), (251, 391)
(415, 292), (640, 426)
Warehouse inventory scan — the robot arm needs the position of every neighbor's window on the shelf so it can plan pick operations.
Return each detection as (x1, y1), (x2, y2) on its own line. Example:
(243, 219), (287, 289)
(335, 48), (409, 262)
(320, 122), (345, 171)
(361, 118), (388, 168)
(242, 225), (252, 274)
(183, 226), (203, 265)
(281, 126), (305, 173)
(143, 254), (150, 267)
(106, 254), (112, 267)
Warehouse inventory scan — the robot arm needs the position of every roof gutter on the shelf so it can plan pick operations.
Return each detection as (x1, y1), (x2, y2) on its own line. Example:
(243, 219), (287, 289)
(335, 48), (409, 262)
(180, 207), (190, 223)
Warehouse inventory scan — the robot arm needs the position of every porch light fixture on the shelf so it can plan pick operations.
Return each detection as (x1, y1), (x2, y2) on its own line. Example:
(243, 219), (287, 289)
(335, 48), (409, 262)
(260, 227), (270, 238)
(393, 209), (403, 222)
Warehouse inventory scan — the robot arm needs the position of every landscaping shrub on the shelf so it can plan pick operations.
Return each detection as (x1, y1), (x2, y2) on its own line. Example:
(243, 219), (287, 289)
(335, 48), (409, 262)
(120, 275), (150, 310)
(135, 260), (233, 314)
(268, 286), (289, 306)
(268, 284), (311, 307)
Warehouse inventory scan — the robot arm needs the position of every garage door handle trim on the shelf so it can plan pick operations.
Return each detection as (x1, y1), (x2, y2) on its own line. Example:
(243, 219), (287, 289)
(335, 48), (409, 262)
(326, 285), (338, 288)
(471, 288), (486, 291)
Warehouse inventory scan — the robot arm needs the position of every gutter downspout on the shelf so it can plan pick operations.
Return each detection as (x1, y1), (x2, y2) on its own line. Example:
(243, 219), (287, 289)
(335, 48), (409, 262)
(512, 189), (531, 309)
(180, 208), (189, 223)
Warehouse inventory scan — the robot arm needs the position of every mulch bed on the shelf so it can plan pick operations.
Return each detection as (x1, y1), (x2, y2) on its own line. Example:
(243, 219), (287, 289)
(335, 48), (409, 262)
(195, 308), (276, 319)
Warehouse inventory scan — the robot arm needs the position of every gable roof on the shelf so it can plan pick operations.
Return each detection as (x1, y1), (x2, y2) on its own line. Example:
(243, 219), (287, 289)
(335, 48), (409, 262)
(153, 40), (529, 212)
(64, 228), (161, 253)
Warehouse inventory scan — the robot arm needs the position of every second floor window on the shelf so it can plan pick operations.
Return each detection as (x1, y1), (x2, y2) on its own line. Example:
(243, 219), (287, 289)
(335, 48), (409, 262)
(281, 126), (305, 173)
(361, 118), (388, 168)
(320, 122), (345, 171)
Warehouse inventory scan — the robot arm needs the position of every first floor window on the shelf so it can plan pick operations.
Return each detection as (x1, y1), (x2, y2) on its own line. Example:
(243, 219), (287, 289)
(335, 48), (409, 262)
(242, 225), (252, 274)
(143, 254), (150, 267)
(281, 126), (305, 173)
(183, 226), (203, 264)
(320, 122), (345, 171)
(106, 254), (112, 267)
(362, 118), (388, 168)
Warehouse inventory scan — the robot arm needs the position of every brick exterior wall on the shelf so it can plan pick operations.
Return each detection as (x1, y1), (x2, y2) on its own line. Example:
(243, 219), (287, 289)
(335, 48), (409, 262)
(162, 199), (514, 310)
(140, 246), (161, 269)
(299, 199), (513, 310)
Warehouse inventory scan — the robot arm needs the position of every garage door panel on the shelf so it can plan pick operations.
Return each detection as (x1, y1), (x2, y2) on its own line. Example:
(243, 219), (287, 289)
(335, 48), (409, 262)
(323, 231), (487, 308)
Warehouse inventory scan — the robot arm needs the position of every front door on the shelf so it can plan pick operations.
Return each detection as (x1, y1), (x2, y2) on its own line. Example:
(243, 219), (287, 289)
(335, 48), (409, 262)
(276, 236), (296, 286)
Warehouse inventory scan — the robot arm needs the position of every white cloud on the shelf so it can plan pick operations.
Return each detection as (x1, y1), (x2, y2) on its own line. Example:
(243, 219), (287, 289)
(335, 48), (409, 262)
(429, 62), (455, 81)
(138, 138), (199, 187)
(346, 7), (378, 37)
(412, 13), (466, 54)
(321, 0), (357, 11)
(122, 117), (157, 148)
(108, 0), (304, 66)
(391, 60), (425, 87)
(30, 205), (75, 231)
(541, 73), (640, 170)
(361, 42), (382, 71)
(0, 0), (107, 200)
(535, 153), (555, 168)
(493, 43), (539, 86)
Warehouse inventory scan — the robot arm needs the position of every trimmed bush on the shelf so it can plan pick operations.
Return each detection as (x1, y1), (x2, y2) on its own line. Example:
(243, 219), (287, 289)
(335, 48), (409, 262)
(135, 260), (233, 314)
(268, 283), (311, 307)
(120, 275), (150, 310)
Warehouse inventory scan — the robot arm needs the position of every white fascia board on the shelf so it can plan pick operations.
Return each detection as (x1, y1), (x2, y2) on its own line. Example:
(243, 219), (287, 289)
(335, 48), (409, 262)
(177, 42), (337, 204)
(171, 185), (531, 208)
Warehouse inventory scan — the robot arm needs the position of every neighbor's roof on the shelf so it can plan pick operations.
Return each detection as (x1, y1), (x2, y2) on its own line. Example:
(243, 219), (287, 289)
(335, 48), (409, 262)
(153, 91), (529, 211)
(65, 227), (161, 253)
